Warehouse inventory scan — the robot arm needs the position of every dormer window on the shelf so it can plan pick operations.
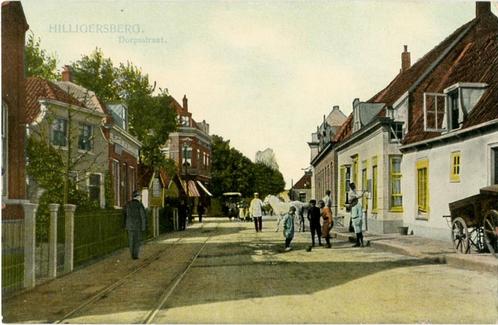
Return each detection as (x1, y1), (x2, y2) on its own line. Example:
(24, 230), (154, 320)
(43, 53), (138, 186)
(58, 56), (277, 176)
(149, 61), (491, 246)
(108, 104), (128, 130)
(390, 122), (404, 142)
(424, 83), (487, 132)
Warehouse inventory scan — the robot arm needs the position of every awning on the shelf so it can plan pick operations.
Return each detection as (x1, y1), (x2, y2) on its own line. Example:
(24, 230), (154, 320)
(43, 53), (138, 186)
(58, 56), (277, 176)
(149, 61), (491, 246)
(181, 180), (200, 197)
(196, 181), (213, 197)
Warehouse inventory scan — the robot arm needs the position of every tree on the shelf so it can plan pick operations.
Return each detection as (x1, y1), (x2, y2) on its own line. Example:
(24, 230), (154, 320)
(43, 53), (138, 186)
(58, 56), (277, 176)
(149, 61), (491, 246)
(25, 32), (58, 80)
(70, 49), (177, 172)
(211, 135), (285, 198)
(71, 48), (119, 102)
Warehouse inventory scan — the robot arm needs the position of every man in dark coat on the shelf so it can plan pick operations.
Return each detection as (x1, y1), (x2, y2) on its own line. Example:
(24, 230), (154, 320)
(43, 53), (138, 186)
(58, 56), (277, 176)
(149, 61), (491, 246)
(178, 199), (188, 230)
(123, 190), (147, 259)
(307, 199), (322, 247)
(197, 202), (205, 223)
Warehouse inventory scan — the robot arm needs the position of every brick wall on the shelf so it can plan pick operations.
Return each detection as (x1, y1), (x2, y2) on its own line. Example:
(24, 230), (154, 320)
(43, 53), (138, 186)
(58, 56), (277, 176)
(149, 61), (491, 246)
(1, 2), (28, 205)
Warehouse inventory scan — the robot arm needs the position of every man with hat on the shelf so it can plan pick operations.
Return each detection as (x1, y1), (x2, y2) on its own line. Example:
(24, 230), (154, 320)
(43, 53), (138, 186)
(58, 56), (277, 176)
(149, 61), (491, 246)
(249, 192), (264, 232)
(123, 190), (147, 259)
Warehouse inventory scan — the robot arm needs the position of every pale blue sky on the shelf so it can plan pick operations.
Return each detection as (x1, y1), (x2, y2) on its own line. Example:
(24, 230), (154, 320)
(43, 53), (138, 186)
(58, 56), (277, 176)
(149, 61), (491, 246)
(21, 0), (498, 188)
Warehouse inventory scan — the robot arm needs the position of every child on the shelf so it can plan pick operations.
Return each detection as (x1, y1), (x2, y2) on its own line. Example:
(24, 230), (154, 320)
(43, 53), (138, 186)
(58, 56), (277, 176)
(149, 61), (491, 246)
(283, 206), (296, 251)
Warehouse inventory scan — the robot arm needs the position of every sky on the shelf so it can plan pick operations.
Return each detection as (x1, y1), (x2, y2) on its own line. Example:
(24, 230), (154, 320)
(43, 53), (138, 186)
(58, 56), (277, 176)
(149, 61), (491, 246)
(21, 0), (498, 188)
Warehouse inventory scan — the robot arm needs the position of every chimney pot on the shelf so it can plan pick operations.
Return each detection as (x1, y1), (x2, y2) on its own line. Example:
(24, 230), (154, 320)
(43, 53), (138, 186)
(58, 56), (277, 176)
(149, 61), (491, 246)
(333, 105), (339, 110)
(183, 94), (188, 111)
(401, 45), (411, 72)
(476, 1), (491, 17)
(62, 65), (72, 82)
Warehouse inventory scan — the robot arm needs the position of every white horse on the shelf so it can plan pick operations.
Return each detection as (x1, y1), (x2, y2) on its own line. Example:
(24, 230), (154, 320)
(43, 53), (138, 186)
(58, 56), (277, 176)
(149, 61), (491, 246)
(263, 195), (309, 232)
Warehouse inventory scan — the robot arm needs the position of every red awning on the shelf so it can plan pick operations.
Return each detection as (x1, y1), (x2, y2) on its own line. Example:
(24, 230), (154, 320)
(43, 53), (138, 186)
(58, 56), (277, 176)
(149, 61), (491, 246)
(181, 180), (200, 197)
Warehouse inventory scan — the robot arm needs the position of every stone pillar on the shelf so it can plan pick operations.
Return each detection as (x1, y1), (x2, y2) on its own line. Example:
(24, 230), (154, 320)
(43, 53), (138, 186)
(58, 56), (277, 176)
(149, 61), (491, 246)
(64, 204), (76, 273)
(48, 204), (60, 278)
(151, 207), (159, 238)
(22, 202), (37, 289)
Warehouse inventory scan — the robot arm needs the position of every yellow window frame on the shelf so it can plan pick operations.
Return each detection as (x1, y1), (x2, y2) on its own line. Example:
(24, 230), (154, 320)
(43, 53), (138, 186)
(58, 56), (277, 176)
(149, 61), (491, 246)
(390, 156), (403, 212)
(450, 151), (461, 183)
(361, 160), (368, 208)
(416, 159), (429, 213)
(352, 155), (359, 186)
(340, 165), (346, 208)
(372, 156), (378, 213)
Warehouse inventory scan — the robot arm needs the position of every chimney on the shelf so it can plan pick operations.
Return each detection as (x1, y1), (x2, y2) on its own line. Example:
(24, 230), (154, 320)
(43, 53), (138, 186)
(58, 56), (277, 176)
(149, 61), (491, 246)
(333, 105), (339, 111)
(183, 94), (188, 111)
(401, 45), (411, 72)
(476, 1), (491, 17)
(61, 65), (72, 82)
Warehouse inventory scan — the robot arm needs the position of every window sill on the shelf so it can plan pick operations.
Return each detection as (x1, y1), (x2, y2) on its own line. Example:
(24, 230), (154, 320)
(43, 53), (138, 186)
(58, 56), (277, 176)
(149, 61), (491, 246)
(390, 207), (403, 213)
(450, 178), (460, 183)
(78, 149), (95, 155)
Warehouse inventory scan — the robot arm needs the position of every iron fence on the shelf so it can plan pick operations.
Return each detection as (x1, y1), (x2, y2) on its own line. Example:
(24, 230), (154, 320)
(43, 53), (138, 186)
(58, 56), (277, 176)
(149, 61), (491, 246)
(73, 209), (127, 267)
(2, 218), (25, 296)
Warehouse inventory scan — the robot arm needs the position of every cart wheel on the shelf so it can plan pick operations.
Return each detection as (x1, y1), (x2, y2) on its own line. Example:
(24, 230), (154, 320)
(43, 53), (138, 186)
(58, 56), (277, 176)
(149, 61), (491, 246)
(451, 217), (470, 254)
(483, 209), (498, 257)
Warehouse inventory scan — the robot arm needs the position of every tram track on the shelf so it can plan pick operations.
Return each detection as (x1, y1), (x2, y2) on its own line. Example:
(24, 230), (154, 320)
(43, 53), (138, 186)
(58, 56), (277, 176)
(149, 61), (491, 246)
(53, 221), (217, 324)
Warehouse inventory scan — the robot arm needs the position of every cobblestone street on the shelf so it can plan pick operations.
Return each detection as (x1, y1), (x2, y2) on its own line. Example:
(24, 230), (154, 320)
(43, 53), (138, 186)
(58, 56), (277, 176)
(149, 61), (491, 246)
(4, 218), (498, 324)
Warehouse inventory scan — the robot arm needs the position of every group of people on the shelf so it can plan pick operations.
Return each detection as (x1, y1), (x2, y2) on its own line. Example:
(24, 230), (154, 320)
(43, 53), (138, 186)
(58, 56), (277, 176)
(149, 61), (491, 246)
(275, 183), (366, 252)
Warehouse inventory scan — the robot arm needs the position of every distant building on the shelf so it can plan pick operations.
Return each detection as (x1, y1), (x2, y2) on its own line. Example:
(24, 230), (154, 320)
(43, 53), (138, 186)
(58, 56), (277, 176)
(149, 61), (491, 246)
(308, 105), (347, 212)
(163, 95), (212, 201)
(290, 171), (312, 202)
(255, 148), (279, 170)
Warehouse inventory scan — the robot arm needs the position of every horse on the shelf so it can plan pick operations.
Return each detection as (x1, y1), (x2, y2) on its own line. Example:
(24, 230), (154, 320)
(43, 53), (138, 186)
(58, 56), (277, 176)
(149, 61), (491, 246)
(263, 195), (310, 232)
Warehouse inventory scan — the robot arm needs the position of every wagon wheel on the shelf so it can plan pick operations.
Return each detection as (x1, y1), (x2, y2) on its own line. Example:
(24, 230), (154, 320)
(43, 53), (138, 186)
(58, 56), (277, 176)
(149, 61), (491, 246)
(451, 217), (470, 254)
(483, 209), (498, 257)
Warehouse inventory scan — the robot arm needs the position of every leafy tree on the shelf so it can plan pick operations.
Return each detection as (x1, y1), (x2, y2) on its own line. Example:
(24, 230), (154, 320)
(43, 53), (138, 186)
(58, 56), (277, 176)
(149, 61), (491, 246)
(25, 32), (58, 80)
(211, 135), (285, 198)
(70, 49), (177, 172)
(71, 48), (119, 102)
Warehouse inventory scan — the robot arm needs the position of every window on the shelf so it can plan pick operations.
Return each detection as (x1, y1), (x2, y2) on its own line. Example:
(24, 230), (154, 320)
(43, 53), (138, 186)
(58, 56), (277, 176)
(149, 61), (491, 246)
(2, 101), (8, 197)
(352, 155), (358, 186)
(361, 161), (368, 208)
(423, 93), (446, 132)
(390, 122), (404, 142)
(372, 157), (378, 212)
(340, 165), (351, 207)
(390, 156), (403, 211)
(450, 151), (461, 183)
(128, 166), (135, 200)
(69, 171), (79, 189)
(78, 124), (93, 151)
(113, 160), (120, 206)
(417, 160), (429, 214)
(51, 118), (68, 147)
(447, 90), (460, 130)
(182, 145), (192, 166)
(180, 116), (189, 127)
(108, 104), (127, 130)
(88, 173), (101, 203)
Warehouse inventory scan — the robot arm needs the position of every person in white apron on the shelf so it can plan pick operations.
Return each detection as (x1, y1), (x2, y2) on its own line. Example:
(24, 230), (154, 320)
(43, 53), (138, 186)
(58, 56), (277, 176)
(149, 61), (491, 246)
(349, 183), (364, 247)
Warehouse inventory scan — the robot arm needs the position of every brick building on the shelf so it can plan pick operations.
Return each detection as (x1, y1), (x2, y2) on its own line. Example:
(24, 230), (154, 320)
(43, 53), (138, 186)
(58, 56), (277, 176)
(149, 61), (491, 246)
(1, 1), (29, 218)
(164, 95), (212, 200)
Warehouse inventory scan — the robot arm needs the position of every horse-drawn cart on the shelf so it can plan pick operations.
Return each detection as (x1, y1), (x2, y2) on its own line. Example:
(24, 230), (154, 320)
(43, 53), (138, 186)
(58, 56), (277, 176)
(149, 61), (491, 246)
(447, 185), (498, 257)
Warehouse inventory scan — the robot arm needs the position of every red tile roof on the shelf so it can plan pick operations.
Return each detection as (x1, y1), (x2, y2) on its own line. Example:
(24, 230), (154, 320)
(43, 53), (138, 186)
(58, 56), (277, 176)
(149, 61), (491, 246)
(25, 77), (85, 123)
(334, 10), (498, 145)
(403, 12), (498, 144)
(293, 173), (311, 190)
